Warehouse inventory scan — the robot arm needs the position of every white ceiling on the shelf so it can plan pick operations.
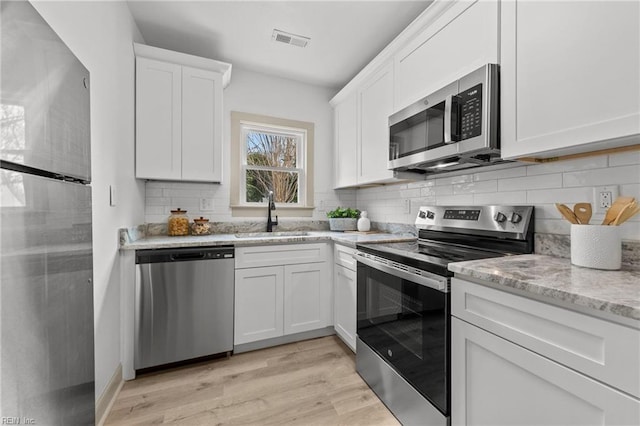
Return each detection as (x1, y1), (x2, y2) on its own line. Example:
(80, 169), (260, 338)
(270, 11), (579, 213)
(126, 1), (432, 90)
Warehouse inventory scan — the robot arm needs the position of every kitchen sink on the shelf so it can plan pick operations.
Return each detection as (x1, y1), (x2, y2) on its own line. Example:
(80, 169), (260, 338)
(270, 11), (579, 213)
(234, 231), (310, 238)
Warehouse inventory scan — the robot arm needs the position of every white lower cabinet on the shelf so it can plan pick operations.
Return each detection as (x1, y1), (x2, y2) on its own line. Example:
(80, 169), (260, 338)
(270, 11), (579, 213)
(234, 244), (331, 346)
(451, 277), (640, 426)
(452, 317), (639, 426)
(333, 244), (357, 352)
(234, 266), (284, 344)
(283, 263), (330, 335)
(334, 264), (356, 351)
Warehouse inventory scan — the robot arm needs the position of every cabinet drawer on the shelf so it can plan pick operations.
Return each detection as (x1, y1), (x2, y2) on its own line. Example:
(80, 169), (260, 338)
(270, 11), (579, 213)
(236, 243), (328, 269)
(334, 243), (357, 271)
(452, 277), (640, 398)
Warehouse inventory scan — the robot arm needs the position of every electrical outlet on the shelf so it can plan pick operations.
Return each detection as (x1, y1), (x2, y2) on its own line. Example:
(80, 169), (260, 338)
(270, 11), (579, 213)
(593, 185), (619, 213)
(200, 198), (214, 211)
(403, 199), (411, 214)
(318, 200), (325, 212)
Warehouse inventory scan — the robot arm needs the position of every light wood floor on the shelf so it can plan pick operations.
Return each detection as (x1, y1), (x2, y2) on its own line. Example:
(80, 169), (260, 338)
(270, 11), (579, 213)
(105, 336), (400, 425)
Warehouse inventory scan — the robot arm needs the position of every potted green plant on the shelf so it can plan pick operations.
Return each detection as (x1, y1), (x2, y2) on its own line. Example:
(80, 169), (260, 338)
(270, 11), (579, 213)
(326, 207), (360, 231)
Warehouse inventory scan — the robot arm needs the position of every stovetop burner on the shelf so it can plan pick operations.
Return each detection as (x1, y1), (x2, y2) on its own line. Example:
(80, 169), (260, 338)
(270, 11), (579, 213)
(356, 205), (535, 277)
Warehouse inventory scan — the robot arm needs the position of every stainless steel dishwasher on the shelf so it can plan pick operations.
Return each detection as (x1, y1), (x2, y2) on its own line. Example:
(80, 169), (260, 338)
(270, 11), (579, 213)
(134, 246), (234, 370)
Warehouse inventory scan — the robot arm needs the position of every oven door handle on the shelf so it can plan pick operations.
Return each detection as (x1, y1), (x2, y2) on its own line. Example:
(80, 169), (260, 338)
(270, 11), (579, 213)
(354, 252), (448, 292)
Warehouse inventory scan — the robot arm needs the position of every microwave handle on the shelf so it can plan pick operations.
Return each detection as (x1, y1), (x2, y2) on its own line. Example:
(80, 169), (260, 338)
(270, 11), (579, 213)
(444, 94), (457, 144)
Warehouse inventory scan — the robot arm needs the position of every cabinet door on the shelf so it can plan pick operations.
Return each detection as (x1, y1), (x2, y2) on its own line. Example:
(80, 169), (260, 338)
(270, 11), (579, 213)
(135, 57), (182, 180)
(334, 92), (358, 189)
(501, 1), (640, 159)
(283, 263), (330, 335)
(234, 266), (284, 345)
(451, 317), (640, 426)
(181, 66), (223, 182)
(394, 0), (499, 110)
(333, 264), (356, 352)
(358, 63), (395, 184)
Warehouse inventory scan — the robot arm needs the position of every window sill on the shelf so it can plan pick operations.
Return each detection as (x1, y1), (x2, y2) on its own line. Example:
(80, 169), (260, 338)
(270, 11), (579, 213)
(230, 205), (315, 218)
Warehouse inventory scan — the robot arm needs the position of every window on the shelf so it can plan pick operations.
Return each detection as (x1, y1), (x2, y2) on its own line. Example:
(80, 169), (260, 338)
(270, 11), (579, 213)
(231, 112), (315, 217)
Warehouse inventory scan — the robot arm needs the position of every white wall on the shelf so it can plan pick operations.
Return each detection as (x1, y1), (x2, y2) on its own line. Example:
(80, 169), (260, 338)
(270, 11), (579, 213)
(32, 1), (145, 401)
(357, 151), (640, 240)
(144, 67), (356, 223)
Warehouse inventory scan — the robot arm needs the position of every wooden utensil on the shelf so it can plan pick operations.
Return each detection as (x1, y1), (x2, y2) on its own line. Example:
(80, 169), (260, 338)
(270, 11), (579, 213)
(573, 203), (592, 225)
(602, 196), (636, 225)
(612, 201), (640, 226)
(555, 203), (579, 224)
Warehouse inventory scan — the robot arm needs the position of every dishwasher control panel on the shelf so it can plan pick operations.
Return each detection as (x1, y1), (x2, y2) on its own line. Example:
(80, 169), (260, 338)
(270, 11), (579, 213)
(136, 246), (235, 264)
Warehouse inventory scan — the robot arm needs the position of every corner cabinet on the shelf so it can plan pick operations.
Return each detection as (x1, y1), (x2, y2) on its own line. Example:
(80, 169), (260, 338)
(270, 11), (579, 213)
(500, 1), (640, 160)
(134, 43), (231, 182)
(451, 277), (640, 426)
(234, 243), (332, 346)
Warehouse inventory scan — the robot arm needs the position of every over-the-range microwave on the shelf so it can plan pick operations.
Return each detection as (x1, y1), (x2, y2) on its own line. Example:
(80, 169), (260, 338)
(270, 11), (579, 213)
(389, 64), (501, 174)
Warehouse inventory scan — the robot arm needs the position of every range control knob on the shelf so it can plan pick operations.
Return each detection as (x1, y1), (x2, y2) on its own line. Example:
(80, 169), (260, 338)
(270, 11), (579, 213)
(509, 212), (522, 224)
(418, 210), (427, 219)
(493, 212), (507, 223)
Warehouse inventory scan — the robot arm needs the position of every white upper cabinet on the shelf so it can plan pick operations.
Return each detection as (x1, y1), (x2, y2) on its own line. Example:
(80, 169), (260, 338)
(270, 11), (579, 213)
(500, 1), (640, 160)
(334, 92), (358, 188)
(134, 43), (231, 182)
(135, 57), (182, 181)
(358, 63), (395, 184)
(181, 66), (223, 182)
(394, 0), (499, 111)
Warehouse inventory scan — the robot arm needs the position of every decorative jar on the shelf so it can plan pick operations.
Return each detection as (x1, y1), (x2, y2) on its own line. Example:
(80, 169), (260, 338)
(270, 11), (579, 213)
(167, 208), (190, 236)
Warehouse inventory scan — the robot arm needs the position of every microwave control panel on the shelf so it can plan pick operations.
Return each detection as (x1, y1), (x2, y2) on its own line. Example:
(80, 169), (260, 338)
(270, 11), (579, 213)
(459, 83), (483, 140)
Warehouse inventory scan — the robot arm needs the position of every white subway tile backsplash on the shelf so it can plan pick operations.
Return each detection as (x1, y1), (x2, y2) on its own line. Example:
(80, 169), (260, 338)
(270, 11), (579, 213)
(526, 156), (608, 176)
(498, 173), (562, 192)
(420, 186), (436, 197)
(609, 151), (640, 167)
(526, 187), (593, 204)
(453, 180), (498, 194)
(435, 173), (473, 186)
(435, 194), (474, 205)
(563, 164), (640, 187)
(435, 186), (453, 196)
(473, 164), (526, 181)
(472, 191), (527, 205)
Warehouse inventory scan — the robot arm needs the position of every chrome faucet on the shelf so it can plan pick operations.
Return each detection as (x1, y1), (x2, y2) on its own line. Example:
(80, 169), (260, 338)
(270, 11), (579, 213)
(266, 190), (278, 232)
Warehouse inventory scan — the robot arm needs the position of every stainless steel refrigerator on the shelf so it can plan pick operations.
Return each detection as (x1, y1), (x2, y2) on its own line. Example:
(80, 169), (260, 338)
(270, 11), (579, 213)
(1, 1), (95, 424)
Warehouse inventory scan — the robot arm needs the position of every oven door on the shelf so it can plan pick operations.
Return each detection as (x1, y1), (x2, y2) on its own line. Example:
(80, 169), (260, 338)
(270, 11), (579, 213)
(356, 254), (450, 415)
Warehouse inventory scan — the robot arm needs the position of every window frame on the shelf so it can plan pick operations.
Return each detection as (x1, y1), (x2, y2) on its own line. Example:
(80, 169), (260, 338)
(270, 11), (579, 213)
(230, 111), (315, 217)
(239, 122), (306, 207)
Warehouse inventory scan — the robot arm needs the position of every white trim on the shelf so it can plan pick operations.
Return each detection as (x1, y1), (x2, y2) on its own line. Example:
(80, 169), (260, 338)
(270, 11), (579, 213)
(96, 364), (124, 426)
(133, 42), (232, 88)
(239, 122), (307, 207)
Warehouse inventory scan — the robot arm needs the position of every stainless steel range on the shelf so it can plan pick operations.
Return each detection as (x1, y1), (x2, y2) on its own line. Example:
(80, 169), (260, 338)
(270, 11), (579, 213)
(355, 205), (534, 425)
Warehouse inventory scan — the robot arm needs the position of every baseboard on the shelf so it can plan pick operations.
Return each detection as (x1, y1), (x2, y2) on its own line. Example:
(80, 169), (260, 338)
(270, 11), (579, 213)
(96, 363), (124, 426)
(233, 327), (335, 354)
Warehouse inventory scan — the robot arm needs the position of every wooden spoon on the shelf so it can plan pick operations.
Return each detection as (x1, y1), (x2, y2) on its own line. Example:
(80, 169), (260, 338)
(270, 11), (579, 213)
(602, 196), (636, 225)
(612, 201), (640, 226)
(555, 203), (579, 224)
(573, 203), (592, 225)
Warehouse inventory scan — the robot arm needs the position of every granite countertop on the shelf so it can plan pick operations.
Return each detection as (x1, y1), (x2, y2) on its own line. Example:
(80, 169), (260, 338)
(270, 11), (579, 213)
(448, 254), (640, 322)
(120, 230), (416, 251)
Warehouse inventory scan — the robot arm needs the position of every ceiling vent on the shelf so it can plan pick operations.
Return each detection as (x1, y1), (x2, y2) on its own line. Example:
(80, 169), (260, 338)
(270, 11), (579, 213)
(272, 29), (310, 48)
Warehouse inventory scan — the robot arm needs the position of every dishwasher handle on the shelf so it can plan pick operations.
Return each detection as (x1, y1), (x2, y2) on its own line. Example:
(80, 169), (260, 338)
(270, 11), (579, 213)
(170, 252), (206, 261)
(136, 246), (234, 264)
